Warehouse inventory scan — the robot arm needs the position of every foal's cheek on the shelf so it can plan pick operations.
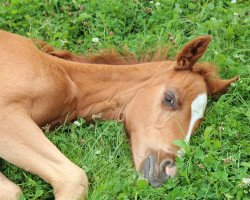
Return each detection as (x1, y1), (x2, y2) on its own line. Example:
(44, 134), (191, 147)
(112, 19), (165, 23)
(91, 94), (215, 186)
(129, 133), (149, 169)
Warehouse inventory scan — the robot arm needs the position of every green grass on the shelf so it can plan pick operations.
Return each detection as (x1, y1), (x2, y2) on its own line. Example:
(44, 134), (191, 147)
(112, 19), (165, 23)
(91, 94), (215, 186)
(0, 0), (249, 199)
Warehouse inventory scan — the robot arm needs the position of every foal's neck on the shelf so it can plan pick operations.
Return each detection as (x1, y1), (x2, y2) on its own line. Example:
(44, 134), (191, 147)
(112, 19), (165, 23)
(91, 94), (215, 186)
(58, 59), (171, 121)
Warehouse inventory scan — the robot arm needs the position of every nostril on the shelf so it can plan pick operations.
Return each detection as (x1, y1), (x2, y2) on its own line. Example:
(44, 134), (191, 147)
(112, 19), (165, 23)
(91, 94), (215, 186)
(160, 159), (174, 170)
(160, 159), (176, 178)
(165, 166), (177, 178)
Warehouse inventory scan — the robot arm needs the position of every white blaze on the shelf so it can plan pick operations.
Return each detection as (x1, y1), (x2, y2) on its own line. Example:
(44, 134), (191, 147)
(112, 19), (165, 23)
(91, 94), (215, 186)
(185, 93), (207, 142)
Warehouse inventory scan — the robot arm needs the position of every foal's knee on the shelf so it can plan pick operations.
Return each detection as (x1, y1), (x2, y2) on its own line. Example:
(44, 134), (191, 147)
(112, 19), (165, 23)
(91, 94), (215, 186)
(0, 183), (22, 200)
(53, 166), (89, 200)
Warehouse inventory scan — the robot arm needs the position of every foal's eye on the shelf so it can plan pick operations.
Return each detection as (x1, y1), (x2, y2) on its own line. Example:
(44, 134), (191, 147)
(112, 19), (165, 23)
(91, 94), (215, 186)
(163, 91), (176, 109)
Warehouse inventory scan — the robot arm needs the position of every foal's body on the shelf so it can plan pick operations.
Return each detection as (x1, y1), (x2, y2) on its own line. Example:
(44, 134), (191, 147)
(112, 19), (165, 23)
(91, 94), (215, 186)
(0, 30), (237, 200)
(0, 30), (90, 199)
(0, 30), (168, 199)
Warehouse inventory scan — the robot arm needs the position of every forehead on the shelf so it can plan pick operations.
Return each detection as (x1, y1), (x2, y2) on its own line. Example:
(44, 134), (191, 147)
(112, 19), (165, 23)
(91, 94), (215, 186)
(164, 70), (207, 97)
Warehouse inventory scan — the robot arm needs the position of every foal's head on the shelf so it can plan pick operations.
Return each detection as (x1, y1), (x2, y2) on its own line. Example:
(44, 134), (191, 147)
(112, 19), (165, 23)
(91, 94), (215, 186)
(38, 35), (238, 188)
(124, 36), (238, 187)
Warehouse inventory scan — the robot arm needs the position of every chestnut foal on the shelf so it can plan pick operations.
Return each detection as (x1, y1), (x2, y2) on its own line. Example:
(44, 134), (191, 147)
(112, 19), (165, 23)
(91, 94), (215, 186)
(0, 30), (237, 199)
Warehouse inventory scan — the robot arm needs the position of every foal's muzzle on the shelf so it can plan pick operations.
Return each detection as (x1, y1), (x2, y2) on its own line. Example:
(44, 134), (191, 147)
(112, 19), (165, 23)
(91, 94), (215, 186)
(141, 154), (176, 188)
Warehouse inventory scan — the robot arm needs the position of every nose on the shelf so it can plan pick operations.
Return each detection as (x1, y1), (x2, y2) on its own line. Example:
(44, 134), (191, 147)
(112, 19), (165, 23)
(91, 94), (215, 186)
(141, 154), (176, 188)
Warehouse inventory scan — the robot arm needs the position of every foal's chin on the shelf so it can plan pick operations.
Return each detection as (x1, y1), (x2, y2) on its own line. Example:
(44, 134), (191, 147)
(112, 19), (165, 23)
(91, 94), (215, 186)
(140, 153), (177, 188)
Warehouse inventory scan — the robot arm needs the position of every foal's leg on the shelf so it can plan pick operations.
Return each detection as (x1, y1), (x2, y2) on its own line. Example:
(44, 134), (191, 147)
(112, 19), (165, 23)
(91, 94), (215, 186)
(0, 172), (22, 200)
(0, 108), (88, 200)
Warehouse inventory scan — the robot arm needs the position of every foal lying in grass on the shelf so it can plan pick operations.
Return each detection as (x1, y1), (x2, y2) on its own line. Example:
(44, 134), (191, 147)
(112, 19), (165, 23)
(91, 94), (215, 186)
(0, 30), (237, 199)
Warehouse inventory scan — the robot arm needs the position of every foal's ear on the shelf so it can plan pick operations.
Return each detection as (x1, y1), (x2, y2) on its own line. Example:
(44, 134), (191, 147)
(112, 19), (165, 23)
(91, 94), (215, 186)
(175, 36), (211, 70)
(206, 76), (239, 96)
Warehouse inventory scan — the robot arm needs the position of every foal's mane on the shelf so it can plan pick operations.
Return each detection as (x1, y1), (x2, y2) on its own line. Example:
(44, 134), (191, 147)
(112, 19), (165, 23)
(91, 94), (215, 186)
(34, 40), (172, 65)
(34, 40), (218, 79)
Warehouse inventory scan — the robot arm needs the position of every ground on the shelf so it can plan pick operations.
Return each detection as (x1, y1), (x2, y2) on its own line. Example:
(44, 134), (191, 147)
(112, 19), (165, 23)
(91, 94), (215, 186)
(0, 0), (249, 199)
